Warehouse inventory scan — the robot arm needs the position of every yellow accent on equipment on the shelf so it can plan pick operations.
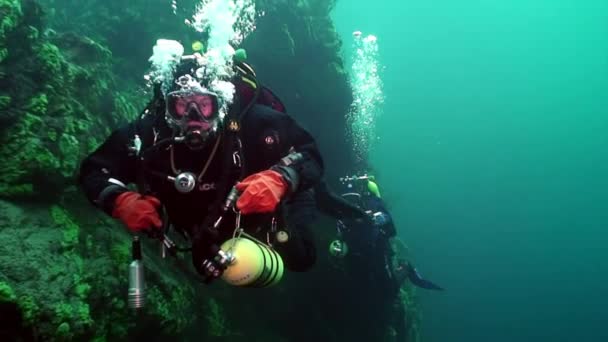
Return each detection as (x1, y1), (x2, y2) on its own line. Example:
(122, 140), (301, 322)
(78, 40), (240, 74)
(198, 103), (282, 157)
(329, 240), (348, 258)
(191, 40), (204, 52)
(239, 76), (257, 89)
(367, 180), (381, 198)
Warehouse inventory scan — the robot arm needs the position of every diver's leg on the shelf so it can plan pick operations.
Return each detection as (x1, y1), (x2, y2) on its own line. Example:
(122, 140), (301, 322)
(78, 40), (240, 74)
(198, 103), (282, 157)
(275, 189), (317, 272)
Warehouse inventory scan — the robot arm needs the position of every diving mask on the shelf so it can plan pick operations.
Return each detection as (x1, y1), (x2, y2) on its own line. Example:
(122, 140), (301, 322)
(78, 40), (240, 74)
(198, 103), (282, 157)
(165, 81), (221, 150)
(166, 89), (219, 120)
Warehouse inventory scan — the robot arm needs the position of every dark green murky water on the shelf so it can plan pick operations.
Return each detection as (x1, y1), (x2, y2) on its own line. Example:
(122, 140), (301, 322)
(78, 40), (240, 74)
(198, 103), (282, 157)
(333, 1), (608, 341)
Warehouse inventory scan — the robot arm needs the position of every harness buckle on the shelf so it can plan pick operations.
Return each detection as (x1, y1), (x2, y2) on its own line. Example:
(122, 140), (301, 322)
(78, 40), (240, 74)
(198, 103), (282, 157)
(232, 151), (242, 167)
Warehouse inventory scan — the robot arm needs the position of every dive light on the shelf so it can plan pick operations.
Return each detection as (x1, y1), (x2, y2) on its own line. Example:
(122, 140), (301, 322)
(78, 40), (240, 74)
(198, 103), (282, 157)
(128, 236), (145, 309)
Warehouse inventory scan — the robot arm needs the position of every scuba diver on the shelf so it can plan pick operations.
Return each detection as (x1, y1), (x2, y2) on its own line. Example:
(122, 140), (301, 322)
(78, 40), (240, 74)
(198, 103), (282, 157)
(78, 43), (323, 286)
(316, 174), (443, 293)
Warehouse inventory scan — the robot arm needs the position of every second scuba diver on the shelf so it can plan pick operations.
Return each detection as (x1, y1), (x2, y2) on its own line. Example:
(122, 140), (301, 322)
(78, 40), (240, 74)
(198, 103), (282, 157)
(315, 175), (444, 293)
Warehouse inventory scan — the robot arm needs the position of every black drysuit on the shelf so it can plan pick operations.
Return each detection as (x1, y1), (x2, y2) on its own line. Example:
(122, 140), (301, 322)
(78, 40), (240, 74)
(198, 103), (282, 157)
(79, 102), (324, 273)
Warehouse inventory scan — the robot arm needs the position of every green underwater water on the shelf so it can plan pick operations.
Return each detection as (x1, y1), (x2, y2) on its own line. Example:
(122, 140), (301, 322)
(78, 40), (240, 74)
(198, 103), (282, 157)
(332, 1), (608, 341)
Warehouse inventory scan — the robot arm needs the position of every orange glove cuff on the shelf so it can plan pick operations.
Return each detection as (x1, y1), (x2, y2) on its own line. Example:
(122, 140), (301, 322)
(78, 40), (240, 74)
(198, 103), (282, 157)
(235, 170), (288, 214)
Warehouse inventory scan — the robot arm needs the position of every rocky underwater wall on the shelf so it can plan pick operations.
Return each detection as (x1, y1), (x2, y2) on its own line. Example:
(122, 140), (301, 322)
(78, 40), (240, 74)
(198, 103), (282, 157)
(0, 0), (420, 341)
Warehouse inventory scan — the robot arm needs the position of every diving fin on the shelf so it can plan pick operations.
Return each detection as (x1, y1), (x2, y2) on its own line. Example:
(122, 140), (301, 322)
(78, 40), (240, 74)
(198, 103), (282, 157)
(406, 263), (444, 291)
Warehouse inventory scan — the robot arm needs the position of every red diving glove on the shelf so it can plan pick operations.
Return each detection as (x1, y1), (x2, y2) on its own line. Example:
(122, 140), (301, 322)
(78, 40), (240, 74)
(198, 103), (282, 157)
(235, 170), (288, 214)
(112, 191), (162, 232)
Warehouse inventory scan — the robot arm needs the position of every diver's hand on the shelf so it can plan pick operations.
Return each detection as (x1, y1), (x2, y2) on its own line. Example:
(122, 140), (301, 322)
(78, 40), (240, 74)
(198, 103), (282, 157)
(235, 170), (288, 214)
(112, 191), (162, 232)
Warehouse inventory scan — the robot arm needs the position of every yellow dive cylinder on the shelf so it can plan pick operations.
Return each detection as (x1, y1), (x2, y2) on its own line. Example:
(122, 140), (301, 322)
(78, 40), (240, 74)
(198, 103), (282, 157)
(220, 237), (284, 287)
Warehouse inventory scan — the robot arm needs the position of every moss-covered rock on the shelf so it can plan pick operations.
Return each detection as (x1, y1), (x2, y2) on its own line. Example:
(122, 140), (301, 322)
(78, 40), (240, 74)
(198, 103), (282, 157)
(0, 94), (10, 109)
(38, 42), (65, 76)
(0, 281), (16, 302)
(146, 285), (197, 334)
(18, 294), (40, 326)
(0, 113), (60, 198)
(0, 200), (93, 340)
(0, 0), (22, 64)
(0, 1), (144, 201)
